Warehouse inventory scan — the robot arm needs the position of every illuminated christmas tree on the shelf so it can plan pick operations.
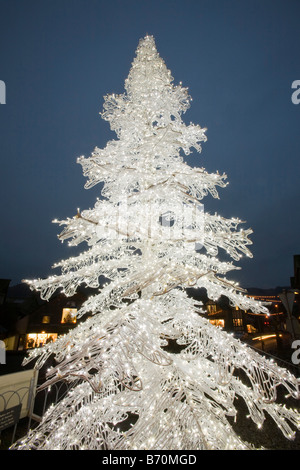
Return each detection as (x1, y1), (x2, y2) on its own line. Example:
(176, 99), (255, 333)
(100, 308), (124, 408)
(15, 36), (300, 450)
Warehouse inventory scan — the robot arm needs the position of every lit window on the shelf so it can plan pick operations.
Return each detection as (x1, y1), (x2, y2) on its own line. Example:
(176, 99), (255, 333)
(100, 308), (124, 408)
(207, 304), (217, 314)
(42, 316), (50, 324)
(25, 333), (57, 349)
(247, 324), (257, 334)
(61, 308), (77, 324)
(209, 319), (224, 328)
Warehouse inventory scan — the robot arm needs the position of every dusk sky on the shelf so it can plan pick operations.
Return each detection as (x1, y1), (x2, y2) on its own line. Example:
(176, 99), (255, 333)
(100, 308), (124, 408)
(0, 0), (299, 290)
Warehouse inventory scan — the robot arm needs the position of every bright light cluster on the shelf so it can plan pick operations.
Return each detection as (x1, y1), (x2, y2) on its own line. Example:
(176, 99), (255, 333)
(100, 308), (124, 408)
(15, 36), (300, 450)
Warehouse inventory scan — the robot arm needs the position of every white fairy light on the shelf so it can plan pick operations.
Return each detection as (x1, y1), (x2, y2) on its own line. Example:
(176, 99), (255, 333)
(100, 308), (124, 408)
(14, 35), (300, 451)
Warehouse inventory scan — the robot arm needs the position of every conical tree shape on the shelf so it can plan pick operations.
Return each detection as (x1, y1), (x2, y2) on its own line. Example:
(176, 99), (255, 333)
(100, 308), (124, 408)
(14, 36), (300, 450)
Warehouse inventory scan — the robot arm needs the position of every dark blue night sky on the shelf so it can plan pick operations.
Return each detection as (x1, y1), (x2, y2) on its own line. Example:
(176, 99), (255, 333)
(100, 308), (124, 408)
(0, 0), (299, 289)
